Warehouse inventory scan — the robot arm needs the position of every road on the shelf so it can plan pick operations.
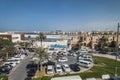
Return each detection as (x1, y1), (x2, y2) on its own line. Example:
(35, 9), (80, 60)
(8, 53), (34, 80)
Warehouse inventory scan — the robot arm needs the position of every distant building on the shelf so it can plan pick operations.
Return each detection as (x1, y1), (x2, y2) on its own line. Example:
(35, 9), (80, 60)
(70, 31), (120, 49)
(0, 32), (24, 43)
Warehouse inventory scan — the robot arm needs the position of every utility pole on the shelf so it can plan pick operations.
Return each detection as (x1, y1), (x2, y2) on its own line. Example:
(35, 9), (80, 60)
(115, 23), (119, 78)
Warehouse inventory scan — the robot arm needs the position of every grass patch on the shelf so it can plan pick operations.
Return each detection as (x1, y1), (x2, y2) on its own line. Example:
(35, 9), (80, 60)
(33, 56), (120, 80)
(0, 75), (8, 80)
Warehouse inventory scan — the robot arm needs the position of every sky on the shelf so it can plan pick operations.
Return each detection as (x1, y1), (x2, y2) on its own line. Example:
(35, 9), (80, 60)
(0, 0), (120, 32)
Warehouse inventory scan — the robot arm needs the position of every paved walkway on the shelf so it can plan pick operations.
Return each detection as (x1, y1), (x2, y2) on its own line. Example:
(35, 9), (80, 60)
(92, 53), (120, 61)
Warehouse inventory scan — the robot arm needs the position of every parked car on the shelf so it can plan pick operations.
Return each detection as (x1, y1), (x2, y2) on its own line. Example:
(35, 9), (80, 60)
(7, 59), (20, 64)
(58, 57), (68, 62)
(0, 58), (4, 62)
(9, 62), (17, 67)
(0, 67), (10, 75)
(78, 60), (92, 68)
(69, 63), (80, 72)
(46, 61), (55, 66)
(109, 77), (120, 80)
(62, 64), (71, 73)
(46, 65), (54, 74)
(26, 61), (37, 70)
(55, 64), (63, 73)
(3, 64), (13, 69)
(27, 68), (36, 77)
(2, 65), (12, 70)
(24, 77), (32, 80)
(11, 56), (21, 61)
(4, 61), (16, 67)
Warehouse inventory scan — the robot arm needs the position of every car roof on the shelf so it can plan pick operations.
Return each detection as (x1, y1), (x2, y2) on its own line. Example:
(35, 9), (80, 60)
(63, 64), (69, 66)
(56, 64), (61, 67)
(47, 65), (53, 69)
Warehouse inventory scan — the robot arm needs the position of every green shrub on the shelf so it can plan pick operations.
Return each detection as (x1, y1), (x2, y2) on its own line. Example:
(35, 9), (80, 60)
(0, 75), (8, 80)
(41, 76), (51, 80)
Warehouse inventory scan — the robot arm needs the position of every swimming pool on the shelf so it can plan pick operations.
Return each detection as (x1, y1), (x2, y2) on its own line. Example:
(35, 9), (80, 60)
(50, 44), (68, 48)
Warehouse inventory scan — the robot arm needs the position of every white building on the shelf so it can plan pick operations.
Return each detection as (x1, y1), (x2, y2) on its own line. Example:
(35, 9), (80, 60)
(33, 40), (68, 48)
(51, 75), (82, 80)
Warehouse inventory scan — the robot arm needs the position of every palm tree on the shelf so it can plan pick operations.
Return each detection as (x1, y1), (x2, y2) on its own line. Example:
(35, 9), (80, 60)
(18, 42), (29, 50)
(0, 38), (15, 60)
(77, 36), (84, 49)
(97, 36), (108, 49)
(35, 47), (48, 71)
(36, 32), (46, 47)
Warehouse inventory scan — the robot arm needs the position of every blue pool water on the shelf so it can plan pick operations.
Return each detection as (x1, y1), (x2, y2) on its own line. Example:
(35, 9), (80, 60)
(50, 44), (68, 48)
(25, 37), (57, 42)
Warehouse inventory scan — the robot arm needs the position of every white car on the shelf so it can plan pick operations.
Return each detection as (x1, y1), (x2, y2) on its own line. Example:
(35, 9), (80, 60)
(11, 57), (21, 61)
(4, 61), (16, 67)
(9, 62), (16, 67)
(7, 59), (20, 64)
(62, 64), (71, 73)
(55, 64), (63, 73)
(20, 54), (26, 59)
(47, 65), (54, 74)
(58, 57), (68, 62)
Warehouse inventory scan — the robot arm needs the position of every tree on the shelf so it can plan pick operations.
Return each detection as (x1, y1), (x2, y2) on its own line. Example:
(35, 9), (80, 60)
(109, 41), (116, 48)
(97, 36), (108, 49)
(28, 35), (31, 41)
(77, 36), (84, 49)
(36, 32), (46, 47)
(35, 47), (48, 71)
(108, 41), (116, 52)
(0, 38), (15, 60)
(87, 41), (93, 49)
(18, 42), (29, 50)
(29, 40), (34, 48)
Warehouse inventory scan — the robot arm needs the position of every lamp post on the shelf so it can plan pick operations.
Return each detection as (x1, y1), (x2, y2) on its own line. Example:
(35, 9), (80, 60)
(115, 23), (119, 78)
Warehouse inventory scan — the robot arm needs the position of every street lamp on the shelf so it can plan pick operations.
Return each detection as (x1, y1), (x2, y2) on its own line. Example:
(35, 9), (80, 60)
(115, 23), (119, 78)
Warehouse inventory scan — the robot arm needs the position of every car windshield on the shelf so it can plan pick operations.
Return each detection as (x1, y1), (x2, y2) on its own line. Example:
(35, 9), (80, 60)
(66, 66), (69, 68)
(57, 67), (61, 69)
(47, 69), (52, 71)
(61, 58), (65, 60)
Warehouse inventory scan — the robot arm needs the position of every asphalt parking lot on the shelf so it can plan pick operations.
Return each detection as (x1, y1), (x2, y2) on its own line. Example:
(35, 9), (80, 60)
(45, 54), (93, 76)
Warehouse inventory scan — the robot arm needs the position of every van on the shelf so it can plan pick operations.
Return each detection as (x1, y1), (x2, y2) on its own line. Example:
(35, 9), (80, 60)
(78, 60), (92, 68)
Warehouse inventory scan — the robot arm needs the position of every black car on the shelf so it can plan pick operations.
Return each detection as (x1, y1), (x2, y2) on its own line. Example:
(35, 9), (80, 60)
(109, 77), (120, 80)
(2, 64), (13, 70)
(69, 63), (80, 72)
(0, 67), (10, 75)
(27, 70), (35, 77)
(24, 77), (32, 80)
(27, 68), (36, 77)
(26, 62), (37, 70)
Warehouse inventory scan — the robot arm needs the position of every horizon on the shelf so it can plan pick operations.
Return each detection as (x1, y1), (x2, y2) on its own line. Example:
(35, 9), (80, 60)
(0, 0), (120, 32)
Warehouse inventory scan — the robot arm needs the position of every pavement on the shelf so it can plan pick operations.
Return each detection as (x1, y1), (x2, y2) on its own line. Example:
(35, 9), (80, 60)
(8, 52), (34, 80)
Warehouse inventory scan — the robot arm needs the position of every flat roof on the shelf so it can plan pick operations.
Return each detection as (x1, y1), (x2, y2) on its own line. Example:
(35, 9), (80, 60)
(51, 75), (82, 80)
(86, 78), (96, 80)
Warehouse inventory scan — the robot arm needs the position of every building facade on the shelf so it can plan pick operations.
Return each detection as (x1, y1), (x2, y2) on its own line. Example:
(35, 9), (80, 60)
(0, 32), (24, 43)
